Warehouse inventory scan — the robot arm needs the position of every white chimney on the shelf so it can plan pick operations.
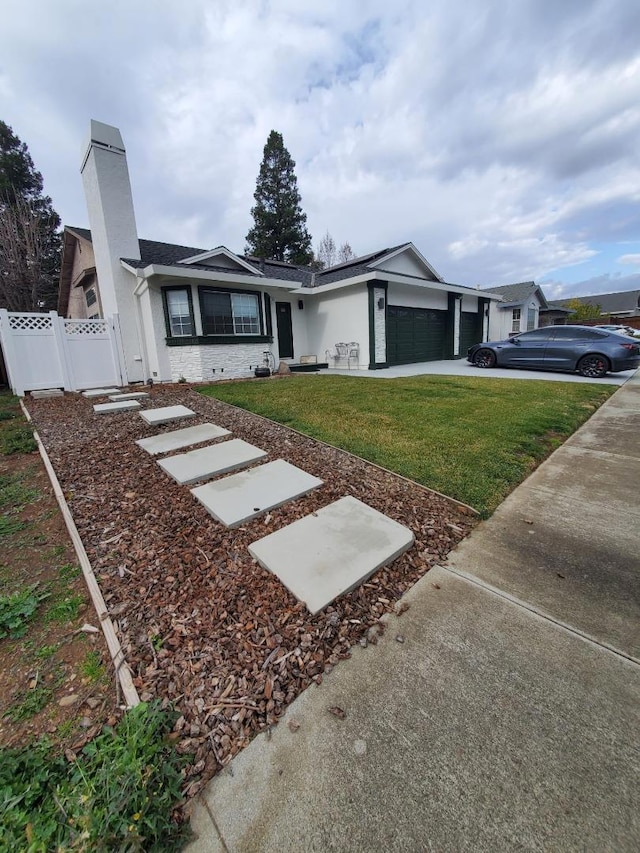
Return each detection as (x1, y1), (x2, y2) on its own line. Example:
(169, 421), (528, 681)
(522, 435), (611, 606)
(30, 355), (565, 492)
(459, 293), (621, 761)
(81, 121), (143, 382)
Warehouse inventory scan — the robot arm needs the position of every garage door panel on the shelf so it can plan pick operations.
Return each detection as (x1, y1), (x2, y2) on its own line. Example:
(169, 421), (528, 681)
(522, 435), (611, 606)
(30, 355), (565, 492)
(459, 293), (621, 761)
(387, 306), (447, 365)
(460, 311), (481, 354)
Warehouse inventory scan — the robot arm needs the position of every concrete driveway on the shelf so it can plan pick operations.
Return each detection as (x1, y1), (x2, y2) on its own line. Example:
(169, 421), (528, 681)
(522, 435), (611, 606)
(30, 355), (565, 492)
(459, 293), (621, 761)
(323, 360), (634, 384)
(186, 370), (640, 852)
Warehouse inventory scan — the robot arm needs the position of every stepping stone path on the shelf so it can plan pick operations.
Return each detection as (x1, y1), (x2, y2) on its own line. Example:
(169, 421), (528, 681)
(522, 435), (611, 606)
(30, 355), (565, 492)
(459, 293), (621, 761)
(139, 405), (195, 426)
(249, 496), (414, 614)
(108, 392), (149, 401)
(191, 459), (323, 528)
(31, 389), (64, 399)
(94, 400), (141, 414)
(82, 388), (122, 398)
(136, 404), (415, 612)
(157, 438), (267, 485)
(136, 423), (230, 456)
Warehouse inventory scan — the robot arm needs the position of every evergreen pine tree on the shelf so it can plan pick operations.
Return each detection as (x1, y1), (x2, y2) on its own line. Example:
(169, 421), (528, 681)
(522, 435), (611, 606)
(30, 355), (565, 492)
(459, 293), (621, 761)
(245, 131), (313, 265)
(0, 121), (61, 311)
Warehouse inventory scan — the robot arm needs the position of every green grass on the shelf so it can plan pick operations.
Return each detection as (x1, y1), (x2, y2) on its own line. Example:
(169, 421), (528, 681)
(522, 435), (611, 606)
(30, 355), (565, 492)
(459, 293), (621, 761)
(0, 470), (39, 510)
(5, 684), (53, 721)
(0, 393), (37, 455)
(201, 374), (613, 516)
(45, 593), (83, 624)
(0, 701), (190, 850)
(80, 650), (105, 683)
(0, 584), (49, 639)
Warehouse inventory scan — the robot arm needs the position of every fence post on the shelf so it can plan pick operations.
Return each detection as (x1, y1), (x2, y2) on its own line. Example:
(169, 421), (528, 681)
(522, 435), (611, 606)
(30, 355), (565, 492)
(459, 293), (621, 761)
(52, 311), (74, 391)
(0, 309), (24, 396)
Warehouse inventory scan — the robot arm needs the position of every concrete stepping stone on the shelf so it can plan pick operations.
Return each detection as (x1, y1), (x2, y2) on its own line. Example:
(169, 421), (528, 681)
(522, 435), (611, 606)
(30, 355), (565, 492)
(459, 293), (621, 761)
(82, 388), (121, 398)
(139, 405), (195, 426)
(108, 392), (149, 401)
(191, 459), (323, 528)
(248, 496), (414, 615)
(31, 389), (64, 399)
(157, 439), (267, 485)
(136, 423), (231, 456)
(94, 400), (141, 414)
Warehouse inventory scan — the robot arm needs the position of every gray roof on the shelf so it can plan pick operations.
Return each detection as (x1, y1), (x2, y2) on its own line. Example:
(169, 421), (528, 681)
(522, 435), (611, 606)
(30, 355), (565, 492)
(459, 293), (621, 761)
(65, 228), (482, 294)
(551, 290), (640, 316)
(68, 227), (314, 285)
(482, 281), (549, 309)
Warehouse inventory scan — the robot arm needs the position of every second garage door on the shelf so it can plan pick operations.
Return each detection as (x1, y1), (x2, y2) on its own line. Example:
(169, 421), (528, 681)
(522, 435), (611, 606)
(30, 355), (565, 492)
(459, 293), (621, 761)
(386, 306), (447, 365)
(459, 310), (482, 355)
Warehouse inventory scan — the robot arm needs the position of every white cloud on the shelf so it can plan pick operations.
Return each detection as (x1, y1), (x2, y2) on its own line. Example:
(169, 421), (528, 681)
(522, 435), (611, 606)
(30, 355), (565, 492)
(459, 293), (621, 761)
(1, 0), (639, 292)
(618, 254), (640, 266)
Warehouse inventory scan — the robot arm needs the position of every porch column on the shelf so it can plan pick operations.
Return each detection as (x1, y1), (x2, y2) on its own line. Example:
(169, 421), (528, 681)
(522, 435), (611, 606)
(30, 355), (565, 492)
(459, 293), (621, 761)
(368, 281), (388, 369)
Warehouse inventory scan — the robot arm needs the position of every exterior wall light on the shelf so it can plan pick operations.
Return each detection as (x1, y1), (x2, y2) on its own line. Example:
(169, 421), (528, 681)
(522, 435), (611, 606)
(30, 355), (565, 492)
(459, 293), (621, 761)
(298, 299), (304, 310)
(378, 297), (385, 309)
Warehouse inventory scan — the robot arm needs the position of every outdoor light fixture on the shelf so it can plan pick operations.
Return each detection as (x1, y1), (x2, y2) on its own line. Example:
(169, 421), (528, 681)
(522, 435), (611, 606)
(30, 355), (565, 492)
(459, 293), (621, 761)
(378, 297), (385, 309)
(298, 299), (304, 310)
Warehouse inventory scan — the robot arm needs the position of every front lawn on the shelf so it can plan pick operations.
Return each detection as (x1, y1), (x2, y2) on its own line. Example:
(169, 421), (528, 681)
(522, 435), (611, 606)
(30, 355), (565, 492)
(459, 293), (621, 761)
(201, 374), (614, 516)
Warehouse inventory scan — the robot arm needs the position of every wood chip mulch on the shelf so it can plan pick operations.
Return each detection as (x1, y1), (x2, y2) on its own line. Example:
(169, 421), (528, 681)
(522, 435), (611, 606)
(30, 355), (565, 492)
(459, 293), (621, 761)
(26, 383), (478, 798)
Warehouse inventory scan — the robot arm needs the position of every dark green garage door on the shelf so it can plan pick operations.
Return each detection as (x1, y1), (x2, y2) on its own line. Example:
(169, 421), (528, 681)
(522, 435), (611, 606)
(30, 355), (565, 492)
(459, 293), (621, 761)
(460, 311), (482, 355)
(387, 306), (447, 365)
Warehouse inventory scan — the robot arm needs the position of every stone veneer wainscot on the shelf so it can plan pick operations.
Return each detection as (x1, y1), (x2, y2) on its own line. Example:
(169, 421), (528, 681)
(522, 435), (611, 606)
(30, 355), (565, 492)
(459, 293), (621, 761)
(167, 342), (269, 382)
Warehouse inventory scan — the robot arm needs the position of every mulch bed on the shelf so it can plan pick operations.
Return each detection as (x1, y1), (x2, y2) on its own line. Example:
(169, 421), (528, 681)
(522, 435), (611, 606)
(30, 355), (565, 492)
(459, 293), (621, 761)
(26, 382), (478, 797)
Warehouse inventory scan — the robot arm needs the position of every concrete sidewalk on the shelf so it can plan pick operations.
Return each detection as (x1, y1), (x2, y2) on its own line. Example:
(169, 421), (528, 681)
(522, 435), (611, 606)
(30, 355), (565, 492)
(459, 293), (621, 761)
(186, 371), (640, 852)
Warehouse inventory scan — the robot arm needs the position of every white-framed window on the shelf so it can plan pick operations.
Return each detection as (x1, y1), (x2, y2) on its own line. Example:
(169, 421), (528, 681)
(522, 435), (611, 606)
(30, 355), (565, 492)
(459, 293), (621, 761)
(200, 290), (261, 336)
(165, 288), (194, 337)
(511, 308), (521, 333)
(527, 305), (536, 331)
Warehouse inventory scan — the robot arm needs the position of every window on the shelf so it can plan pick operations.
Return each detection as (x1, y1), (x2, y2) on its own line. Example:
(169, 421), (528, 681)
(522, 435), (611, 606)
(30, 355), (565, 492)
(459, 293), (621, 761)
(511, 308), (521, 333)
(527, 306), (536, 331)
(85, 287), (97, 307)
(165, 288), (194, 337)
(514, 329), (554, 342)
(200, 290), (260, 336)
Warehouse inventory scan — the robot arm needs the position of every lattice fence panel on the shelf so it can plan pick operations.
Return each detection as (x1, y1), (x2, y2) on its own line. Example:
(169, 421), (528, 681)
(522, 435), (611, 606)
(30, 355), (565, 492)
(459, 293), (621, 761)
(9, 314), (53, 331)
(64, 320), (109, 336)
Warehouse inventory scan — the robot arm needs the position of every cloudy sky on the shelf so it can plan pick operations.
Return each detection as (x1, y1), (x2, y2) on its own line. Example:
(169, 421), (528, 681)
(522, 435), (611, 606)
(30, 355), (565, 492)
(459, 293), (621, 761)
(1, 0), (639, 298)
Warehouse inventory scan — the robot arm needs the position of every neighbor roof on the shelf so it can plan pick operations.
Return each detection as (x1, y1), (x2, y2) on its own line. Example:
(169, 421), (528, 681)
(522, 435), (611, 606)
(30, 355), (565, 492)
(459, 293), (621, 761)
(551, 290), (640, 316)
(483, 281), (549, 309)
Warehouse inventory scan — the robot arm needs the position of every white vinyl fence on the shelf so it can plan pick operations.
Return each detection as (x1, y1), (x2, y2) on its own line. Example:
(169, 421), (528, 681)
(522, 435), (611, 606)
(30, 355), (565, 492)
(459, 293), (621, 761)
(0, 310), (126, 396)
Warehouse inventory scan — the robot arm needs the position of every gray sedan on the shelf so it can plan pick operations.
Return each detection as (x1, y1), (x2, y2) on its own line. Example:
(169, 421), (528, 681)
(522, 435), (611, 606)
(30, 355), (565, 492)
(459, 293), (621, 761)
(467, 326), (640, 378)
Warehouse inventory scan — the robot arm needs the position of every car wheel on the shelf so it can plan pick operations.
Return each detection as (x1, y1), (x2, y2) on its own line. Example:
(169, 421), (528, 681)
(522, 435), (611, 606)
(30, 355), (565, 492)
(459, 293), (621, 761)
(473, 348), (497, 368)
(577, 354), (609, 378)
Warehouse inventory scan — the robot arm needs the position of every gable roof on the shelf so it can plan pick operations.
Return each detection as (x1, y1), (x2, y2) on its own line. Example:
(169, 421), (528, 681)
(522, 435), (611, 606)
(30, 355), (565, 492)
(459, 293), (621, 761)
(483, 281), (549, 309)
(550, 290), (640, 316)
(62, 227), (493, 300)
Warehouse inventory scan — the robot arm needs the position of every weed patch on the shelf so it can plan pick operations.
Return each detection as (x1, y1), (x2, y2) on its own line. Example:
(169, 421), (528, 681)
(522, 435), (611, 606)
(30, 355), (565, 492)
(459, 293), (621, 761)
(80, 650), (105, 683)
(0, 514), (26, 537)
(1, 424), (37, 456)
(46, 593), (83, 624)
(5, 684), (53, 721)
(0, 584), (49, 639)
(0, 702), (190, 850)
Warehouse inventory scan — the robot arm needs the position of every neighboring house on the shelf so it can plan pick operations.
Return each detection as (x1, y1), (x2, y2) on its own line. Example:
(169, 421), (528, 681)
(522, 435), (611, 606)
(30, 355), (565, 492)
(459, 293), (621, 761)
(60, 121), (502, 385)
(58, 228), (101, 319)
(483, 281), (548, 340)
(548, 290), (640, 320)
(538, 300), (572, 327)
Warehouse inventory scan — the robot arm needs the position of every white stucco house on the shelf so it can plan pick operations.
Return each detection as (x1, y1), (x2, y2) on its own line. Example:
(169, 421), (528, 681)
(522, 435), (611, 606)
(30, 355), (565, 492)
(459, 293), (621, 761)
(58, 121), (502, 384)
(483, 282), (548, 341)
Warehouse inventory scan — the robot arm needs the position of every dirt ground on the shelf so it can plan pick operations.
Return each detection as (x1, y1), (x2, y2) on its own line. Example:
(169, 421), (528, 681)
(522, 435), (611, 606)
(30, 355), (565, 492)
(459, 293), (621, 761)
(25, 383), (478, 796)
(0, 396), (118, 754)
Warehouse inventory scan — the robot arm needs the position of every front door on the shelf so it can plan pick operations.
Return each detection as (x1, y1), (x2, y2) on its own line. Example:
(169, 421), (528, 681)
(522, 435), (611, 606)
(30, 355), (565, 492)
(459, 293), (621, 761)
(276, 302), (294, 359)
